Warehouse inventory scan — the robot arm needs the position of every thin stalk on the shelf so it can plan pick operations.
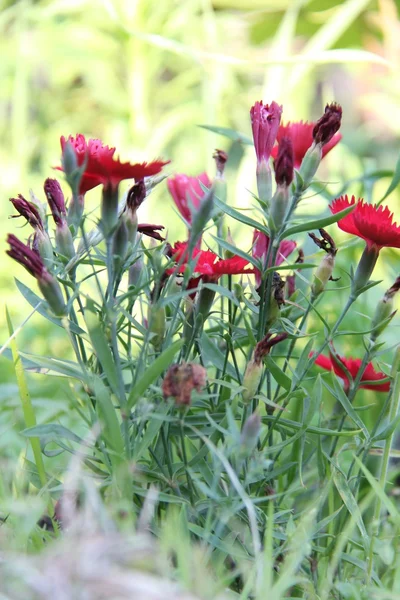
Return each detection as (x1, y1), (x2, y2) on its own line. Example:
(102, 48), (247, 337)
(366, 372), (400, 583)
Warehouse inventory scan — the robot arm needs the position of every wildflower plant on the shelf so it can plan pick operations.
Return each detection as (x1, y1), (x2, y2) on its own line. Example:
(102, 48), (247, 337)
(4, 102), (400, 599)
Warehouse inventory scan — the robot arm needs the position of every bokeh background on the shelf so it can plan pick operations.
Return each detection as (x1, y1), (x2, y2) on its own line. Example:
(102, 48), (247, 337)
(1, 0), (400, 458)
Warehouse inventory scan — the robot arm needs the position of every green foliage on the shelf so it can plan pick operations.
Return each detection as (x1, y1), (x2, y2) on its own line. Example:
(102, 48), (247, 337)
(1, 1), (400, 598)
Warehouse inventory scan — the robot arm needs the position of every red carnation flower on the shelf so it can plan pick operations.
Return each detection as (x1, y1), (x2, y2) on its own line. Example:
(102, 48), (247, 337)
(329, 195), (400, 250)
(252, 230), (296, 287)
(167, 173), (211, 224)
(271, 121), (342, 169)
(312, 350), (390, 393)
(59, 134), (169, 195)
(169, 241), (252, 280)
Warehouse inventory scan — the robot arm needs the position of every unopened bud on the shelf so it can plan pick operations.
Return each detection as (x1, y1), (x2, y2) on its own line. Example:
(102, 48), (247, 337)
(112, 218), (128, 274)
(55, 221), (76, 261)
(270, 185), (290, 232)
(352, 245), (380, 297)
(313, 103), (342, 146)
(38, 273), (67, 317)
(124, 180), (146, 243)
(299, 143), (322, 185)
(309, 229), (337, 298)
(148, 304), (166, 350)
(33, 229), (54, 269)
(240, 411), (261, 456)
(101, 183), (119, 238)
(371, 276), (400, 341)
(312, 254), (335, 297)
(274, 136), (294, 187)
(242, 359), (263, 404)
(162, 363), (207, 406)
(128, 253), (144, 288)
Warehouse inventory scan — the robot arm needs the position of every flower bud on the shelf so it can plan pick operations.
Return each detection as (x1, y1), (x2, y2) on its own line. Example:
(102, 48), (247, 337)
(270, 185), (289, 232)
(309, 229), (337, 298)
(128, 253), (144, 288)
(55, 221), (76, 261)
(33, 229), (54, 269)
(271, 137), (293, 229)
(370, 276), (400, 341)
(101, 183), (119, 238)
(38, 272), (67, 317)
(67, 194), (85, 233)
(299, 143), (322, 185)
(352, 244), (380, 297)
(124, 180), (146, 243)
(148, 304), (166, 350)
(242, 359), (263, 404)
(242, 332), (287, 403)
(312, 103), (342, 146)
(112, 218), (128, 274)
(162, 363), (207, 406)
(240, 411), (261, 456)
(312, 254), (335, 297)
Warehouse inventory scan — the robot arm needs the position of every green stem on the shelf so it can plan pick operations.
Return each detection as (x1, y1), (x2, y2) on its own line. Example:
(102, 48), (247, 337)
(366, 371), (400, 583)
(6, 309), (51, 512)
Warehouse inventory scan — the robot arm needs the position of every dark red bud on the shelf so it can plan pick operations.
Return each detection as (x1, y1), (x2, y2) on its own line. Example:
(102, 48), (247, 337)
(313, 103), (342, 146)
(44, 178), (67, 226)
(10, 195), (43, 230)
(127, 179), (146, 211)
(274, 136), (294, 186)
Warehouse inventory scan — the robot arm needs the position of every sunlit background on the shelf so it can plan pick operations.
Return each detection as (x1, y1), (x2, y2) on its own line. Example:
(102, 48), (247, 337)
(1, 0), (399, 397)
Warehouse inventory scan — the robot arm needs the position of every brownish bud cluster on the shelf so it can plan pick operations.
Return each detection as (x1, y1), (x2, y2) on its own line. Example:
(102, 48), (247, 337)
(162, 363), (207, 406)
(254, 332), (288, 365)
(213, 149), (228, 176)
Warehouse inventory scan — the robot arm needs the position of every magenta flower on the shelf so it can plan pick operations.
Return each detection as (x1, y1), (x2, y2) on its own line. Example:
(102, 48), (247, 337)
(252, 230), (296, 287)
(167, 173), (211, 224)
(250, 101), (282, 164)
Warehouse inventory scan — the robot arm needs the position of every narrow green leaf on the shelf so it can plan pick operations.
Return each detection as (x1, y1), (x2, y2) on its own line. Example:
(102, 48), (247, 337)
(200, 333), (236, 379)
(198, 124), (253, 145)
(214, 196), (269, 234)
(264, 355), (291, 391)
(332, 461), (370, 552)
(353, 455), (400, 524)
(378, 151), (400, 205)
(84, 299), (119, 397)
(280, 204), (355, 240)
(329, 377), (369, 441)
(15, 278), (85, 335)
(127, 339), (182, 408)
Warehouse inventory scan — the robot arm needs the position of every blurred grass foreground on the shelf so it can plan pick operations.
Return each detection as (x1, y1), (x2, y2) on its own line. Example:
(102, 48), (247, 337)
(1, 1), (400, 599)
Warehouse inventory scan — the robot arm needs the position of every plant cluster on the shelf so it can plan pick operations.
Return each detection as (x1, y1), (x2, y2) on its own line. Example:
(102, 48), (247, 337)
(3, 100), (400, 598)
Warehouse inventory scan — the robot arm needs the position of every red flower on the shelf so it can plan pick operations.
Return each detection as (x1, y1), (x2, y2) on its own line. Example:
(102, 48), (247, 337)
(252, 230), (296, 287)
(271, 121), (342, 169)
(329, 195), (400, 250)
(169, 241), (252, 279)
(250, 101), (282, 164)
(167, 173), (211, 224)
(59, 134), (169, 195)
(312, 350), (390, 393)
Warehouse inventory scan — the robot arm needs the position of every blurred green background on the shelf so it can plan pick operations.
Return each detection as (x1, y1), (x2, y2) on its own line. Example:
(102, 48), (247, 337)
(1, 0), (399, 395)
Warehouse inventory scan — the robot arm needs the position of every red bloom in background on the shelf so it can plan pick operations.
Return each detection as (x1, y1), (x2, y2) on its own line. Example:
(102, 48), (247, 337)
(59, 134), (169, 195)
(167, 173), (211, 224)
(252, 230), (296, 287)
(330, 195), (400, 250)
(169, 241), (252, 279)
(312, 350), (390, 393)
(271, 121), (342, 168)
